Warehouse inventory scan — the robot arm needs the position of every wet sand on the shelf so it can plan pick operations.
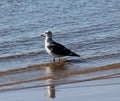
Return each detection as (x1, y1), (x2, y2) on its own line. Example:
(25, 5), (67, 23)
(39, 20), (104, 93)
(0, 59), (120, 101)
(0, 78), (120, 101)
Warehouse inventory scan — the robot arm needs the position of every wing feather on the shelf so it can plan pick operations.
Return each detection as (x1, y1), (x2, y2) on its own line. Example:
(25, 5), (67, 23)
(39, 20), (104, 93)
(47, 42), (71, 56)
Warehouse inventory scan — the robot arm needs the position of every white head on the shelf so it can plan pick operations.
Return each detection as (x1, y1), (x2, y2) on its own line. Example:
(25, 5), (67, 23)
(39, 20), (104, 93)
(41, 31), (53, 39)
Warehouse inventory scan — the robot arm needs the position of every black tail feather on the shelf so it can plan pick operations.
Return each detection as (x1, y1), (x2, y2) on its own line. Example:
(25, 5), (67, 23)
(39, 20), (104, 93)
(69, 52), (80, 57)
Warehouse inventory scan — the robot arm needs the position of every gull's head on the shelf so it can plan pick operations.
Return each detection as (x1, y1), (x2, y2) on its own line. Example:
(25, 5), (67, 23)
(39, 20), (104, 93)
(41, 31), (52, 38)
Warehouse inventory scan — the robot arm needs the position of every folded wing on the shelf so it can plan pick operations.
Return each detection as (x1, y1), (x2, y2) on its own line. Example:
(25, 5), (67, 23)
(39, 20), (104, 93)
(47, 42), (80, 57)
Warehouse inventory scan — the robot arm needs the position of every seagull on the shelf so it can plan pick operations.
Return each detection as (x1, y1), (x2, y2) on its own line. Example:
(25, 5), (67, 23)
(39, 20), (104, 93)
(41, 31), (80, 61)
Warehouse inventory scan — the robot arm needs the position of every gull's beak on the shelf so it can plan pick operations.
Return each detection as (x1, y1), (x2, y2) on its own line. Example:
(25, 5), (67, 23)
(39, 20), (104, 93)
(41, 33), (45, 37)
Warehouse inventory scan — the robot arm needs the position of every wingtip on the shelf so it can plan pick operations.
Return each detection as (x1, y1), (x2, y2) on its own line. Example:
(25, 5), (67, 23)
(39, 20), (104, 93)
(69, 52), (80, 57)
(73, 53), (80, 57)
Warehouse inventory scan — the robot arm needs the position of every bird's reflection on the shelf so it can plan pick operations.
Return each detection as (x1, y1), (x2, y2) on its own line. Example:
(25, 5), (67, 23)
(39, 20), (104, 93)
(46, 78), (55, 98)
(45, 61), (67, 99)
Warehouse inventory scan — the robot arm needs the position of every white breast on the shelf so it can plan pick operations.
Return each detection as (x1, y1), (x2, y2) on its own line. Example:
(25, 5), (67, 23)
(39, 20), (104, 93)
(45, 39), (54, 56)
(45, 45), (51, 55)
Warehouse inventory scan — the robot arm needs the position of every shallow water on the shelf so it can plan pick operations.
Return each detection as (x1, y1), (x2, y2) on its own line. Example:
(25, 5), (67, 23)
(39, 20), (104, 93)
(0, 0), (120, 100)
(0, 0), (120, 70)
(0, 61), (120, 100)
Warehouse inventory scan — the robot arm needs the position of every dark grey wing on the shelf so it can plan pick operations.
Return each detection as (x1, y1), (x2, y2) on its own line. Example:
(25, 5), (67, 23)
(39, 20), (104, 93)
(47, 42), (72, 56)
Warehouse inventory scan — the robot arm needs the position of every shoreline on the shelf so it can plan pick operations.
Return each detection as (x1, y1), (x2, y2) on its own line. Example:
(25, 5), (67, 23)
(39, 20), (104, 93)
(0, 62), (120, 92)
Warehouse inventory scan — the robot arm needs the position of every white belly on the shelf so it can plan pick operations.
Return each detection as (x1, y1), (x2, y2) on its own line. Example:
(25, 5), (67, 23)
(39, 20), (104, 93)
(45, 45), (52, 56)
